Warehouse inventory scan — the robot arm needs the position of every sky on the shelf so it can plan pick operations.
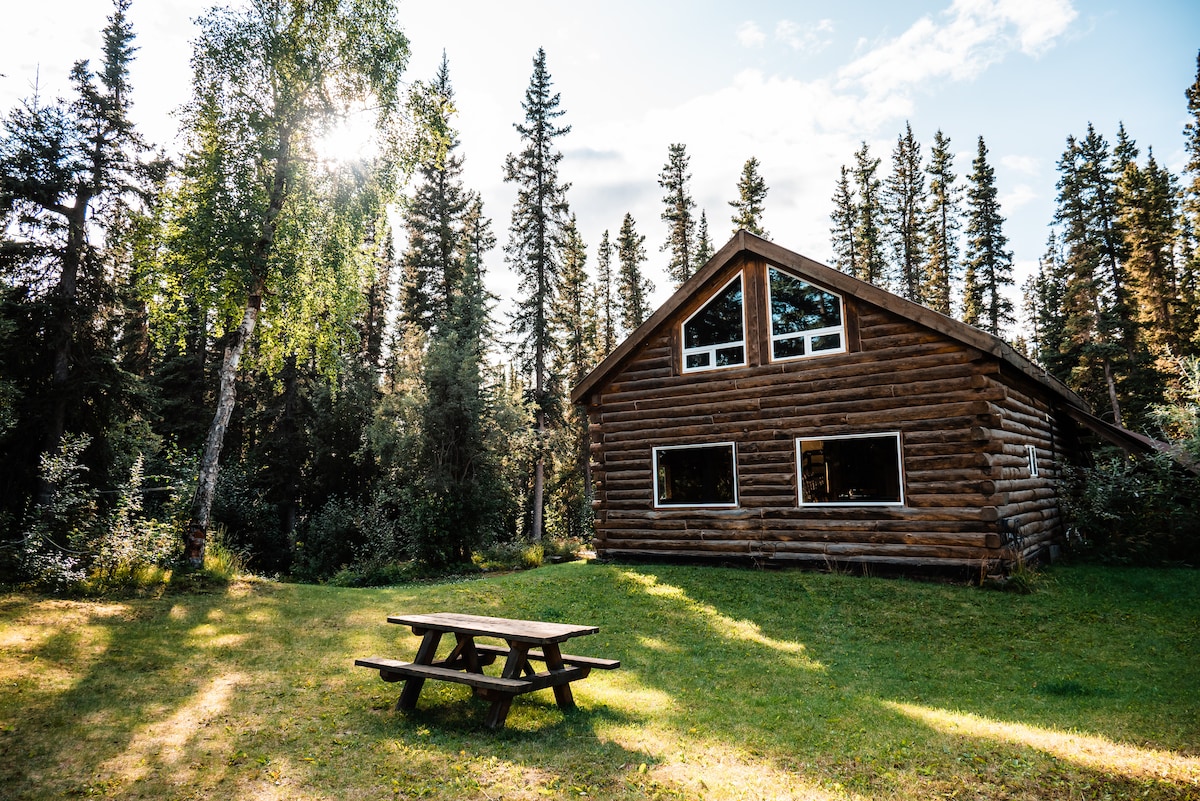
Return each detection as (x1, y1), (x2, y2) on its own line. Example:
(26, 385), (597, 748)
(3, 0), (1199, 336)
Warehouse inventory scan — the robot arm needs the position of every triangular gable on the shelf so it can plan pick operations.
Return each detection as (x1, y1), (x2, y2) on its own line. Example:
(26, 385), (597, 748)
(572, 231), (1087, 413)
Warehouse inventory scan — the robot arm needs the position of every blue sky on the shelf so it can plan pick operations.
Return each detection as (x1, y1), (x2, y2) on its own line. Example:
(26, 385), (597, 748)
(3, 0), (1198, 334)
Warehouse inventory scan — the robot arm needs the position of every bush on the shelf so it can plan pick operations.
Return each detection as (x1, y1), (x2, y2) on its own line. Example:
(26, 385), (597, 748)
(1062, 451), (1200, 566)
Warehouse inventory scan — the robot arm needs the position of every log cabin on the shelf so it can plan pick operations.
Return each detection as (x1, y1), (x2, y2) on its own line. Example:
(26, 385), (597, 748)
(571, 231), (1154, 573)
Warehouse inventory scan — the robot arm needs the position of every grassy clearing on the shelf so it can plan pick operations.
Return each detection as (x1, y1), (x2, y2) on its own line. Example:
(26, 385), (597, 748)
(0, 562), (1197, 800)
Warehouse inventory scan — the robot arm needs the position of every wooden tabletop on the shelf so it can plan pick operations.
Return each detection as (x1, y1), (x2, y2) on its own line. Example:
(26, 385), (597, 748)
(388, 612), (599, 645)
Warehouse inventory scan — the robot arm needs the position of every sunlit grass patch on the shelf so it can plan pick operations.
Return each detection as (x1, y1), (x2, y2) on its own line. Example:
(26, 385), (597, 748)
(0, 562), (1196, 800)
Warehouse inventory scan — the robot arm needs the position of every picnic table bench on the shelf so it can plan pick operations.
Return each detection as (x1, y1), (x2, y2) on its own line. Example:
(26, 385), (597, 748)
(356, 612), (619, 729)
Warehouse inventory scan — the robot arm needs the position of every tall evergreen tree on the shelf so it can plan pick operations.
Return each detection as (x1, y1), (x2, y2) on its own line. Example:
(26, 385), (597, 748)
(616, 213), (653, 333)
(1182, 50), (1200, 352)
(551, 216), (596, 541)
(0, 0), (158, 526)
(852, 142), (888, 286)
(658, 143), (696, 288)
(399, 54), (469, 334)
(1054, 128), (1140, 425)
(962, 136), (1014, 336)
(829, 165), (858, 277)
(410, 192), (501, 565)
(884, 122), (927, 303)
(594, 229), (617, 356)
(503, 47), (571, 542)
(694, 209), (715, 269)
(730, 157), (769, 237)
(924, 130), (960, 316)
(1120, 148), (1181, 358)
(1031, 232), (1070, 377)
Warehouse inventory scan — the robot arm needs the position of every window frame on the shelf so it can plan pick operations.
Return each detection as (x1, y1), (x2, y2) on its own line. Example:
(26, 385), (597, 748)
(680, 272), (747, 374)
(766, 267), (848, 363)
(1026, 444), (1040, 477)
(652, 441), (740, 508)
(795, 432), (905, 507)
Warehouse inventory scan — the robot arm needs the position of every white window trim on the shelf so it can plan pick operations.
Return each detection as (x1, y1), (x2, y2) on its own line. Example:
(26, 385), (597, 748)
(795, 432), (905, 507)
(767, 267), (848, 362)
(681, 272), (747, 374)
(1026, 444), (1040, 477)
(652, 442), (739, 508)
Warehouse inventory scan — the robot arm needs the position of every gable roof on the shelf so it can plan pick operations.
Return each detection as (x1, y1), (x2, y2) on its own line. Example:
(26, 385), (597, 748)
(572, 230), (1087, 412)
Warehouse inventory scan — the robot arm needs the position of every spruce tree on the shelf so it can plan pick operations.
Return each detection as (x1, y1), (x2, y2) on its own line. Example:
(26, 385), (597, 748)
(924, 129), (961, 316)
(829, 165), (858, 277)
(594, 230), (618, 355)
(694, 210), (715, 269)
(659, 143), (697, 287)
(884, 122), (927, 303)
(1182, 50), (1200, 351)
(852, 143), (888, 286)
(616, 213), (653, 333)
(963, 136), (1014, 336)
(730, 157), (769, 237)
(551, 216), (596, 540)
(503, 48), (571, 542)
(0, 0), (158, 524)
(1120, 148), (1181, 358)
(399, 54), (470, 334)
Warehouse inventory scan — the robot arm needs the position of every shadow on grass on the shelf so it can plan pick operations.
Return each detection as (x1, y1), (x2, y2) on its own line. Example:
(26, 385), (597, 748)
(578, 562), (1200, 799)
(1, 562), (1196, 799)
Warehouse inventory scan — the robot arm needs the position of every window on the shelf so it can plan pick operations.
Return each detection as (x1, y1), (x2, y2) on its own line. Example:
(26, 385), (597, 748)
(796, 433), (903, 506)
(1026, 444), (1039, 477)
(682, 274), (746, 372)
(653, 443), (738, 507)
(768, 267), (846, 361)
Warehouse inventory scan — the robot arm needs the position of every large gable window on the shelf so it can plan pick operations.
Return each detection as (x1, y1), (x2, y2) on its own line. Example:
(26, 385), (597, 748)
(682, 274), (746, 373)
(653, 443), (738, 507)
(768, 267), (846, 361)
(796, 433), (903, 506)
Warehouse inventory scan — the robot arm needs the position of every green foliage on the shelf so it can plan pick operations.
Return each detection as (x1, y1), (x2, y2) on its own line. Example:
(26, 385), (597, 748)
(658, 143), (697, 287)
(17, 435), (99, 592)
(963, 136), (1015, 335)
(1062, 451), (1200, 566)
(729, 156), (769, 237)
(471, 540), (544, 571)
(292, 496), (372, 582)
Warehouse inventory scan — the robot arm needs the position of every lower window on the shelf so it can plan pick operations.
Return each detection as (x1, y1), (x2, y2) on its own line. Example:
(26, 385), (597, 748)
(653, 443), (738, 507)
(796, 433), (904, 505)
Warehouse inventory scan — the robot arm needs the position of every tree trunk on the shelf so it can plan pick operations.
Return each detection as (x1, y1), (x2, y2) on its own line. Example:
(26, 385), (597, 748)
(184, 121), (292, 566)
(187, 293), (261, 565)
(530, 407), (545, 542)
(1103, 357), (1123, 428)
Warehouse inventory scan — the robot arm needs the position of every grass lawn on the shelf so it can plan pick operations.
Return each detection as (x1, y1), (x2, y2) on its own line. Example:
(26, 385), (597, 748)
(1, 561), (1197, 800)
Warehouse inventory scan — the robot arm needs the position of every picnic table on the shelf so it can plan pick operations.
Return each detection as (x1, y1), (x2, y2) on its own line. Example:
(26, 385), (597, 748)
(356, 612), (619, 729)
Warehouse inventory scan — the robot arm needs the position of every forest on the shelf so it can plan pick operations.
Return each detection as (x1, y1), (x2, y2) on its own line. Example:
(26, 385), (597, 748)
(2, 0), (1199, 592)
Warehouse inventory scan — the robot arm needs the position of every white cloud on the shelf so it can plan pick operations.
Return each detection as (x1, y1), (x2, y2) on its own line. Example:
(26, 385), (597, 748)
(999, 183), (1038, 212)
(1000, 154), (1039, 175)
(837, 0), (1077, 98)
(737, 21), (766, 48)
(774, 19), (835, 53)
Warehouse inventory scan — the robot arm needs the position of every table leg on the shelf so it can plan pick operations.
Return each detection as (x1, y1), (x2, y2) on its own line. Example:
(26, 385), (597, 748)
(542, 643), (576, 710)
(397, 630), (442, 711)
(484, 641), (530, 729)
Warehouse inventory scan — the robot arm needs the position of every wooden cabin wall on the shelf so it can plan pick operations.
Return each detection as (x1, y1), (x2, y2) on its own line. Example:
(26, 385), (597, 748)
(987, 370), (1067, 563)
(584, 259), (1067, 571)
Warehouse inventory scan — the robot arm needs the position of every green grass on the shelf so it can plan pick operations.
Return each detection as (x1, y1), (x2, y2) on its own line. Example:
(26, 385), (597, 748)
(0, 562), (1197, 799)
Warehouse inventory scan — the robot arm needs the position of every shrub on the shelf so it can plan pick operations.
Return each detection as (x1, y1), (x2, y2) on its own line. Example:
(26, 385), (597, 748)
(1062, 451), (1200, 566)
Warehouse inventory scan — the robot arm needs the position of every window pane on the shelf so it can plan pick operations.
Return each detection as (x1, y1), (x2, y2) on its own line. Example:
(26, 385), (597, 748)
(686, 352), (710, 369)
(684, 276), (743, 348)
(799, 435), (901, 504)
(656, 445), (737, 506)
(773, 336), (806, 359)
(811, 333), (842, 352)
(715, 345), (745, 366)
(770, 268), (841, 335)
